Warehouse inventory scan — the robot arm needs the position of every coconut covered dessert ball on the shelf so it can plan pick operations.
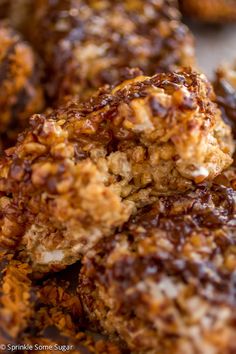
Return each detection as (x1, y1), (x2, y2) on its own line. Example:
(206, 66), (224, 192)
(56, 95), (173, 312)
(28, 0), (195, 104)
(0, 69), (233, 274)
(180, 0), (236, 23)
(79, 182), (236, 354)
(0, 23), (44, 147)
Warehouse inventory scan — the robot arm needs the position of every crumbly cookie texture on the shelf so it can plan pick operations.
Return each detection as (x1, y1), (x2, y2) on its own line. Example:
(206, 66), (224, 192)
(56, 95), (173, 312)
(0, 70), (233, 273)
(79, 182), (236, 354)
(0, 250), (34, 343)
(179, 0), (236, 23)
(213, 62), (236, 138)
(28, 0), (195, 103)
(0, 23), (44, 147)
(26, 265), (125, 354)
(0, 253), (123, 354)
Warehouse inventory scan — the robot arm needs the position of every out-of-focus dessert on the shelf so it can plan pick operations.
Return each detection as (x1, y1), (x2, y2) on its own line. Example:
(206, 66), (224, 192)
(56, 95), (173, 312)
(0, 1), (8, 19)
(80, 182), (236, 354)
(0, 1), (31, 31)
(0, 70), (233, 274)
(28, 0), (195, 104)
(214, 62), (236, 138)
(0, 23), (44, 148)
(180, 0), (236, 23)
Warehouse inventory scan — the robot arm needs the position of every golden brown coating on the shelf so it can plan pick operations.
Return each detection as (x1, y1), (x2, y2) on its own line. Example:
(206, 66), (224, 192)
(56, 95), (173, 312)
(0, 70), (233, 274)
(27, 269), (123, 354)
(79, 182), (236, 354)
(213, 62), (236, 138)
(33, 264), (83, 337)
(0, 250), (34, 344)
(0, 253), (123, 354)
(0, 23), (44, 148)
(180, 0), (236, 23)
(29, 0), (195, 103)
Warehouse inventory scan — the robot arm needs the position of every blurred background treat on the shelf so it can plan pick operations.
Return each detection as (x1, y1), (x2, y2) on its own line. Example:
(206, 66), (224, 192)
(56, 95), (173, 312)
(0, 0), (8, 19)
(213, 61), (236, 137)
(0, 0), (31, 32)
(1, 0), (236, 90)
(0, 22), (44, 149)
(179, 0), (236, 23)
(190, 22), (236, 78)
(25, 0), (195, 104)
(177, 0), (236, 78)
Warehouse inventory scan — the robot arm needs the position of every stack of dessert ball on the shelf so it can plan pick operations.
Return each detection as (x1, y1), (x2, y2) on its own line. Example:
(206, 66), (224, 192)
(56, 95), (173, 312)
(0, 1), (236, 353)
